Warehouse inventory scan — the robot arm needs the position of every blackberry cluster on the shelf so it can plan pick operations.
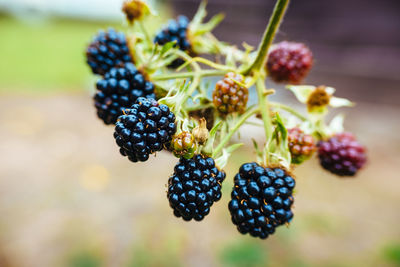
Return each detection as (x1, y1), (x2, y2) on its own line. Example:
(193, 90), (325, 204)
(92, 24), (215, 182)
(318, 132), (366, 176)
(154, 16), (192, 68)
(229, 163), (295, 239)
(114, 97), (176, 162)
(167, 154), (226, 221)
(213, 72), (249, 115)
(94, 63), (155, 125)
(86, 28), (133, 76)
(266, 41), (313, 84)
(288, 128), (316, 164)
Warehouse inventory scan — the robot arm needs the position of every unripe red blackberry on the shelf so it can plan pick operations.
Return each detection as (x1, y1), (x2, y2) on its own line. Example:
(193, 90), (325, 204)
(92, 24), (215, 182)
(94, 63), (155, 125)
(154, 15), (192, 68)
(288, 128), (316, 164)
(171, 131), (197, 159)
(212, 72), (249, 115)
(114, 97), (176, 162)
(318, 132), (366, 176)
(266, 41), (313, 84)
(86, 28), (133, 76)
(167, 154), (226, 221)
(229, 162), (295, 239)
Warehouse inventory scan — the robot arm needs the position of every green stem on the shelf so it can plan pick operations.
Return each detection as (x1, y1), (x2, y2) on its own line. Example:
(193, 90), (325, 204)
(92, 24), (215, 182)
(270, 102), (307, 121)
(152, 69), (227, 81)
(213, 107), (260, 157)
(186, 102), (214, 112)
(256, 78), (273, 141)
(137, 21), (152, 47)
(241, 0), (290, 75)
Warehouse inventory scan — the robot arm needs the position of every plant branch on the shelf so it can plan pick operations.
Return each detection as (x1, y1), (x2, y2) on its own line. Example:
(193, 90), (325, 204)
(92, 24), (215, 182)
(151, 69), (227, 81)
(256, 78), (273, 142)
(213, 107), (260, 157)
(270, 102), (307, 121)
(241, 0), (290, 75)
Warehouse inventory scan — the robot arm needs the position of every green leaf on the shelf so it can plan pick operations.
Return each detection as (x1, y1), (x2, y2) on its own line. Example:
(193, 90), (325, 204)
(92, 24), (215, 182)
(328, 114), (345, 134)
(329, 96), (354, 108)
(210, 121), (223, 137)
(270, 113), (291, 167)
(160, 41), (177, 56)
(286, 85), (315, 103)
(215, 143), (243, 168)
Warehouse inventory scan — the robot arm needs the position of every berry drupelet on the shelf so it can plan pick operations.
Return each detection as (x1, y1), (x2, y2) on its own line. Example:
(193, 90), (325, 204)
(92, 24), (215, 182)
(229, 162), (295, 239)
(318, 132), (366, 176)
(86, 28), (133, 76)
(213, 72), (249, 115)
(114, 97), (176, 162)
(288, 128), (316, 164)
(266, 41), (313, 84)
(167, 154), (226, 221)
(94, 63), (155, 125)
(154, 15), (192, 68)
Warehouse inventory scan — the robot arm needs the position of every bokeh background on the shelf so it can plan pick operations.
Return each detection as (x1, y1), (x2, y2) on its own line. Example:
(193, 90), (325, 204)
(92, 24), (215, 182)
(0, 0), (399, 266)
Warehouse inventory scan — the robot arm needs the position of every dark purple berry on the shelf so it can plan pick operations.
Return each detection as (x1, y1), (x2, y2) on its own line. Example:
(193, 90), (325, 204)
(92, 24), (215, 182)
(94, 63), (155, 125)
(114, 97), (176, 162)
(229, 162), (295, 239)
(318, 132), (367, 176)
(86, 28), (133, 75)
(167, 154), (226, 221)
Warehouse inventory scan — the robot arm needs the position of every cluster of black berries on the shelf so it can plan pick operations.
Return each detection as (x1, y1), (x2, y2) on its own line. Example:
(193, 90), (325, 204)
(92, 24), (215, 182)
(167, 154), (226, 221)
(94, 63), (155, 125)
(318, 132), (366, 176)
(229, 162), (295, 239)
(114, 97), (176, 162)
(86, 28), (133, 76)
(154, 16), (192, 68)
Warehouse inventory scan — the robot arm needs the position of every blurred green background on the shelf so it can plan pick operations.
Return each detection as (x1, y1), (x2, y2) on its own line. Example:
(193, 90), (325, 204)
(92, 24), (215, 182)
(0, 0), (399, 267)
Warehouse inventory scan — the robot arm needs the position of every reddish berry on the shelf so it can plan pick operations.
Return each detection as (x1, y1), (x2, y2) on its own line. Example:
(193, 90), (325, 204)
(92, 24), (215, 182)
(318, 132), (366, 176)
(266, 41), (313, 84)
(213, 72), (249, 115)
(288, 128), (316, 164)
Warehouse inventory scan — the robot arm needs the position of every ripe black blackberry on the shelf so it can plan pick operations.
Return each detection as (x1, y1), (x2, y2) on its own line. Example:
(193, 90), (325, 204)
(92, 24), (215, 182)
(94, 63), (155, 125)
(212, 72), (249, 115)
(266, 41), (313, 84)
(318, 132), (366, 176)
(229, 162), (295, 239)
(114, 97), (176, 162)
(154, 15), (192, 68)
(167, 154), (226, 221)
(288, 128), (316, 164)
(86, 28), (133, 76)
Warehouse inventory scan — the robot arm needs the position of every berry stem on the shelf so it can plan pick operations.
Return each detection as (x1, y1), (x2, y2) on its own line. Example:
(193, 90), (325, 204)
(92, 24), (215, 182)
(152, 69), (227, 81)
(241, 0), (290, 75)
(270, 102), (307, 121)
(255, 78), (273, 143)
(212, 106), (260, 158)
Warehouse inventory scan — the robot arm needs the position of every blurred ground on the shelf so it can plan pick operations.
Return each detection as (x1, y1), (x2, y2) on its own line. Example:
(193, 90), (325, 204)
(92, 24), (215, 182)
(0, 93), (399, 267)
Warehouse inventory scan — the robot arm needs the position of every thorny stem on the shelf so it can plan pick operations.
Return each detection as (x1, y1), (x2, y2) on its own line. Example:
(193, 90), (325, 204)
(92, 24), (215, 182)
(213, 107), (260, 158)
(256, 78), (273, 143)
(270, 102), (307, 121)
(152, 69), (227, 81)
(242, 0), (290, 75)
